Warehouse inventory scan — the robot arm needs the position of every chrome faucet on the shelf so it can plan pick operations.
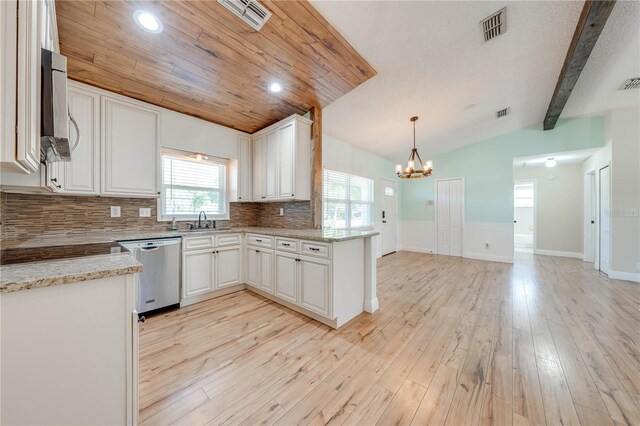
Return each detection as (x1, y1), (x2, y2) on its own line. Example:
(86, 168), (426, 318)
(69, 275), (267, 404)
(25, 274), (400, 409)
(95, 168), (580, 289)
(198, 211), (207, 229)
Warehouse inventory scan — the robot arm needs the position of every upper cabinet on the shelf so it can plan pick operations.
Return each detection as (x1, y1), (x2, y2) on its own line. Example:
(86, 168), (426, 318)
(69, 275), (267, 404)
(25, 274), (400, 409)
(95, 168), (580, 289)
(101, 98), (159, 197)
(251, 114), (312, 202)
(58, 86), (101, 195)
(236, 135), (252, 202)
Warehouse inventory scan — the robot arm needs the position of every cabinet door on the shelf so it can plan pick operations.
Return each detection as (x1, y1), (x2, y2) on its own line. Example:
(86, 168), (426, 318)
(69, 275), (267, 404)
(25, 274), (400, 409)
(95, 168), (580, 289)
(15, 0), (41, 173)
(274, 252), (297, 303)
(300, 257), (331, 317)
(60, 87), (100, 194)
(183, 250), (215, 298)
(277, 122), (295, 199)
(252, 135), (265, 200)
(245, 247), (259, 288)
(0, 1), (18, 170)
(102, 98), (159, 196)
(237, 135), (252, 201)
(265, 130), (278, 199)
(259, 250), (273, 294)
(217, 246), (241, 289)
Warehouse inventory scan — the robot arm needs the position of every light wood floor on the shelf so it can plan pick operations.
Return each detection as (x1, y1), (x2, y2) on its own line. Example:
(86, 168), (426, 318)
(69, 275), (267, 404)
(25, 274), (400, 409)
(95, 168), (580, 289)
(138, 252), (640, 425)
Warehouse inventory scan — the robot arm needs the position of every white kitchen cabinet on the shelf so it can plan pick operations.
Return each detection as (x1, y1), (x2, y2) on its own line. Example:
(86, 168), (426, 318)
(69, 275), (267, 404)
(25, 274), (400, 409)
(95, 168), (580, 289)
(217, 246), (241, 289)
(250, 114), (312, 202)
(183, 249), (215, 298)
(0, 273), (138, 425)
(102, 97), (159, 197)
(236, 134), (252, 201)
(299, 257), (331, 317)
(245, 246), (274, 294)
(0, 0), (19, 172)
(274, 251), (298, 304)
(58, 86), (101, 195)
(252, 134), (265, 200)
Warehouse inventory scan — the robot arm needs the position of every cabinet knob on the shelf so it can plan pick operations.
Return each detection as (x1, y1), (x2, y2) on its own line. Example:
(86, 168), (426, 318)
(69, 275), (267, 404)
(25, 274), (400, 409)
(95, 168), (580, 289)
(255, 250), (260, 253)
(138, 316), (146, 323)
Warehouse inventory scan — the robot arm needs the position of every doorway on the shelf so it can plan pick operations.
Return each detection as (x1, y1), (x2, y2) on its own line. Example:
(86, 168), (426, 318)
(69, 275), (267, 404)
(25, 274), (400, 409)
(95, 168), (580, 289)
(514, 180), (535, 253)
(599, 166), (611, 275)
(381, 178), (398, 255)
(436, 178), (463, 256)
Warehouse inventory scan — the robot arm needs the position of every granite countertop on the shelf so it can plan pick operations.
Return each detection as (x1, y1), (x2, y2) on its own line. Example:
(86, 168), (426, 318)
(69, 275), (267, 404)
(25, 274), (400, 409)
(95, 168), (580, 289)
(4, 227), (379, 249)
(0, 253), (142, 294)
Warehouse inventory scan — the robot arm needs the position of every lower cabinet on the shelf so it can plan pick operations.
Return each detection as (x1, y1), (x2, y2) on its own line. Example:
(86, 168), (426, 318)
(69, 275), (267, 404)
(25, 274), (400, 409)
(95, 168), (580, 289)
(181, 235), (242, 305)
(273, 251), (331, 318)
(183, 249), (215, 298)
(245, 246), (273, 293)
(274, 252), (298, 303)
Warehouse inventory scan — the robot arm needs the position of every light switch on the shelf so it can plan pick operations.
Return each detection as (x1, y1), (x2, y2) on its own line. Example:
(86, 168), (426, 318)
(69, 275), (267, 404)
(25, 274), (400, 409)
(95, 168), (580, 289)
(139, 208), (151, 217)
(110, 206), (121, 218)
(279, 208), (284, 216)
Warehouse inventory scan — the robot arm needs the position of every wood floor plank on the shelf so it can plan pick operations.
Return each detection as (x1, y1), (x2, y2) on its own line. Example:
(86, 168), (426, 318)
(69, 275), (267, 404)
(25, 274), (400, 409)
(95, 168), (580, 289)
(137, 252), (638, 425)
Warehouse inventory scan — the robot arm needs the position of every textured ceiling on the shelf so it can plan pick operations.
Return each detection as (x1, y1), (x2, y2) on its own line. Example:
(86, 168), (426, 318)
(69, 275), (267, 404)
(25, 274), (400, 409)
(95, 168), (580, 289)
(310, 1), (637, 163)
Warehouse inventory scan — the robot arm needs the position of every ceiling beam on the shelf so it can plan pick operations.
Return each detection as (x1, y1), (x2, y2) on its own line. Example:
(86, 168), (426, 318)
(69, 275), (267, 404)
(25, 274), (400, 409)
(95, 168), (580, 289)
(543, 0), (616, 130)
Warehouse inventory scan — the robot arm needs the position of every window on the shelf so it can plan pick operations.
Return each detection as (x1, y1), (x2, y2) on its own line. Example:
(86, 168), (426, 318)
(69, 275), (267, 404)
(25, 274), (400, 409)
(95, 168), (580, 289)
(161, 150), (228, 220)
(323, 169), (374, 229)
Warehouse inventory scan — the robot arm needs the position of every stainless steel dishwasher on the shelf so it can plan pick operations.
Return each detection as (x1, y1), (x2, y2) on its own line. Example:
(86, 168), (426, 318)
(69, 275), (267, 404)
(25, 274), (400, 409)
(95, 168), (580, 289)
(119, 237), (181, 315)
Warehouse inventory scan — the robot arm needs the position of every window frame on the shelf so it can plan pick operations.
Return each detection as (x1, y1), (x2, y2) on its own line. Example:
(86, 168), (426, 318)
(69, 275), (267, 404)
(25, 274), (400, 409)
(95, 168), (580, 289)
(323, 168), (375, 230)
(158, 148), (230, 222)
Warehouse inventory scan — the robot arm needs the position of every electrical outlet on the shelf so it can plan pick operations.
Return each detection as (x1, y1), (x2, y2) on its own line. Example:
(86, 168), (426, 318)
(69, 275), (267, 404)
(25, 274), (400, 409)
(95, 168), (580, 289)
(279, 208), (284, 216)
(139, 208), (151, 217)
(110, 206), (121, 218)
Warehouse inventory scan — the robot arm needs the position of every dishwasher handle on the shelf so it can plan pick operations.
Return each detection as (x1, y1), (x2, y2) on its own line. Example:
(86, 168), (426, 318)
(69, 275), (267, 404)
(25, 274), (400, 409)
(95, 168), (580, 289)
(140, 246), (160, 251)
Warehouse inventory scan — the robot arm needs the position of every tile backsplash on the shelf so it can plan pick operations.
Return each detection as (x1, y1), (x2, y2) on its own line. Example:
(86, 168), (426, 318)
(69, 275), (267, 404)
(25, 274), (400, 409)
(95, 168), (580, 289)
(0, 192), (311, 245)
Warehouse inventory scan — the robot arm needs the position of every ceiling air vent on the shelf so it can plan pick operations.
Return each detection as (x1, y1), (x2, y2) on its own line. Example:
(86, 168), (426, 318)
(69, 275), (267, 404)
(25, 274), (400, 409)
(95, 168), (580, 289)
(481, 8), (506, 42)
(218, 0), (272, 31)
(496, 107), (510, 118)
(619, 78), (640, 90)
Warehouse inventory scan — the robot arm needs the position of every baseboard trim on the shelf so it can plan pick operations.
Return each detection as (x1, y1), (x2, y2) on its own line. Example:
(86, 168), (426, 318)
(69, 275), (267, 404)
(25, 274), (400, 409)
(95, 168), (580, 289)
(397, 246), (436, 254)
(608, 270), (640, 283)
(463, 252), (514, 264)
(534, 249), (583, 260)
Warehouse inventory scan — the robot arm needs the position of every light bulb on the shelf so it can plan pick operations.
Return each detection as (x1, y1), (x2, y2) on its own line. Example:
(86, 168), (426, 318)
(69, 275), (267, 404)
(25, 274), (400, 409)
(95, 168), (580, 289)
(395, 164), (402, 173)
(545, 158), (557, 168)
(269, 82), (282, 93)
(425, 160), (433, 170)
(408, 160), (415, 170)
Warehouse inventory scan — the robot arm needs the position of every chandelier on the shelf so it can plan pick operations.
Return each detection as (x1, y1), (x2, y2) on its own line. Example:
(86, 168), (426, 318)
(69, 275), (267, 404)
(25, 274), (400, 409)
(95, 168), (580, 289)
(395, 116), (433, 179)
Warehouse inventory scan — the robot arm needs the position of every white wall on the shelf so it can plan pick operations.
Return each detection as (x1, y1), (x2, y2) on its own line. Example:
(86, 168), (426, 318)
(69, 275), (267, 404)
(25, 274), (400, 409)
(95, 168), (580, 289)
(322, 134), (398, 258)
(609, 107), (640, 281)
(514, 164), (584, 258)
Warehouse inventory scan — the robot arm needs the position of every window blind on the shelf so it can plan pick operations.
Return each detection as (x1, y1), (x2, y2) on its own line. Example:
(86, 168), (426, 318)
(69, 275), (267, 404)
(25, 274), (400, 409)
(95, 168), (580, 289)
(323, 169), (374, 229)
(161, 153), (227, 219)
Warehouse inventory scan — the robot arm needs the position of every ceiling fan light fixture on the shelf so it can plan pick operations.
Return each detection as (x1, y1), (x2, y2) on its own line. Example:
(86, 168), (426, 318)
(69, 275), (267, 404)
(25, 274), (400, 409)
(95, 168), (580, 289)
(396, 116), (433, 179)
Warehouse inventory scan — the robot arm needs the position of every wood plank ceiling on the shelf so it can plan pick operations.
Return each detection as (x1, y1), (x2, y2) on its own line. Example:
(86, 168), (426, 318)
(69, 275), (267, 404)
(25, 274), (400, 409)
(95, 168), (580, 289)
(55, 0), (376, 133)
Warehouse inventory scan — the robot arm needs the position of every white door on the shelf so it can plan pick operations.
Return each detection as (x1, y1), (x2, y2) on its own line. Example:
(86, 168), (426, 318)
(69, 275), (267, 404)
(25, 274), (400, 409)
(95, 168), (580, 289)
(265, 130), (278, 199)
(437, 178), (463, 256)
(259, 250), (274, 294)
(381, 179), (398, 255)
(275, 252), (297, 303)
(277, 122), (295, 199)
(299, 257), (331, 317)
(61, 87), (100, 194)
(245, 247), (259, 288)
(183, 250), (214, 297)
(599, 166), (610, 275)
(102, 98), (158, 196)
(217, 246), (241, 289)
(252, 135), (265, 200)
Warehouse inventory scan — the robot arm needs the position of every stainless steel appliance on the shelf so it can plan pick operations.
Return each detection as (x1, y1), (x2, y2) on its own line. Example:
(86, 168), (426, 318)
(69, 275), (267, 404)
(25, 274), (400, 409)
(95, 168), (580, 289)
(40, 48), (78, 162)
(119, 237), (181, 315)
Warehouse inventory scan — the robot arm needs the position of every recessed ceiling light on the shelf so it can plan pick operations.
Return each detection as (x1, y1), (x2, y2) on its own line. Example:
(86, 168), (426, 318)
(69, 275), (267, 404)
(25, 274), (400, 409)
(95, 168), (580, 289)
(133, 10), (163, 33)
(269, 82), (282, 93)
(545, 158), (557, 168)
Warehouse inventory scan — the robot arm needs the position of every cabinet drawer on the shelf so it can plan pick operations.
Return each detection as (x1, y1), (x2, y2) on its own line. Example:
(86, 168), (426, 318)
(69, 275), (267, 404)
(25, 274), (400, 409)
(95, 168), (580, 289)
(275, 238), (298, 253)
(216, 233), (241, 247)
(247, 234), (273, 248)
(182, 236), (214, 251)
(301, 241), (331, 259)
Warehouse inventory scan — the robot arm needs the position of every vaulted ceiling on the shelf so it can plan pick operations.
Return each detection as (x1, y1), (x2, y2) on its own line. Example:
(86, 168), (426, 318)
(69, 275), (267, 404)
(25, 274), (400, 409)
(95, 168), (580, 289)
(55, 0), (376, 133)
